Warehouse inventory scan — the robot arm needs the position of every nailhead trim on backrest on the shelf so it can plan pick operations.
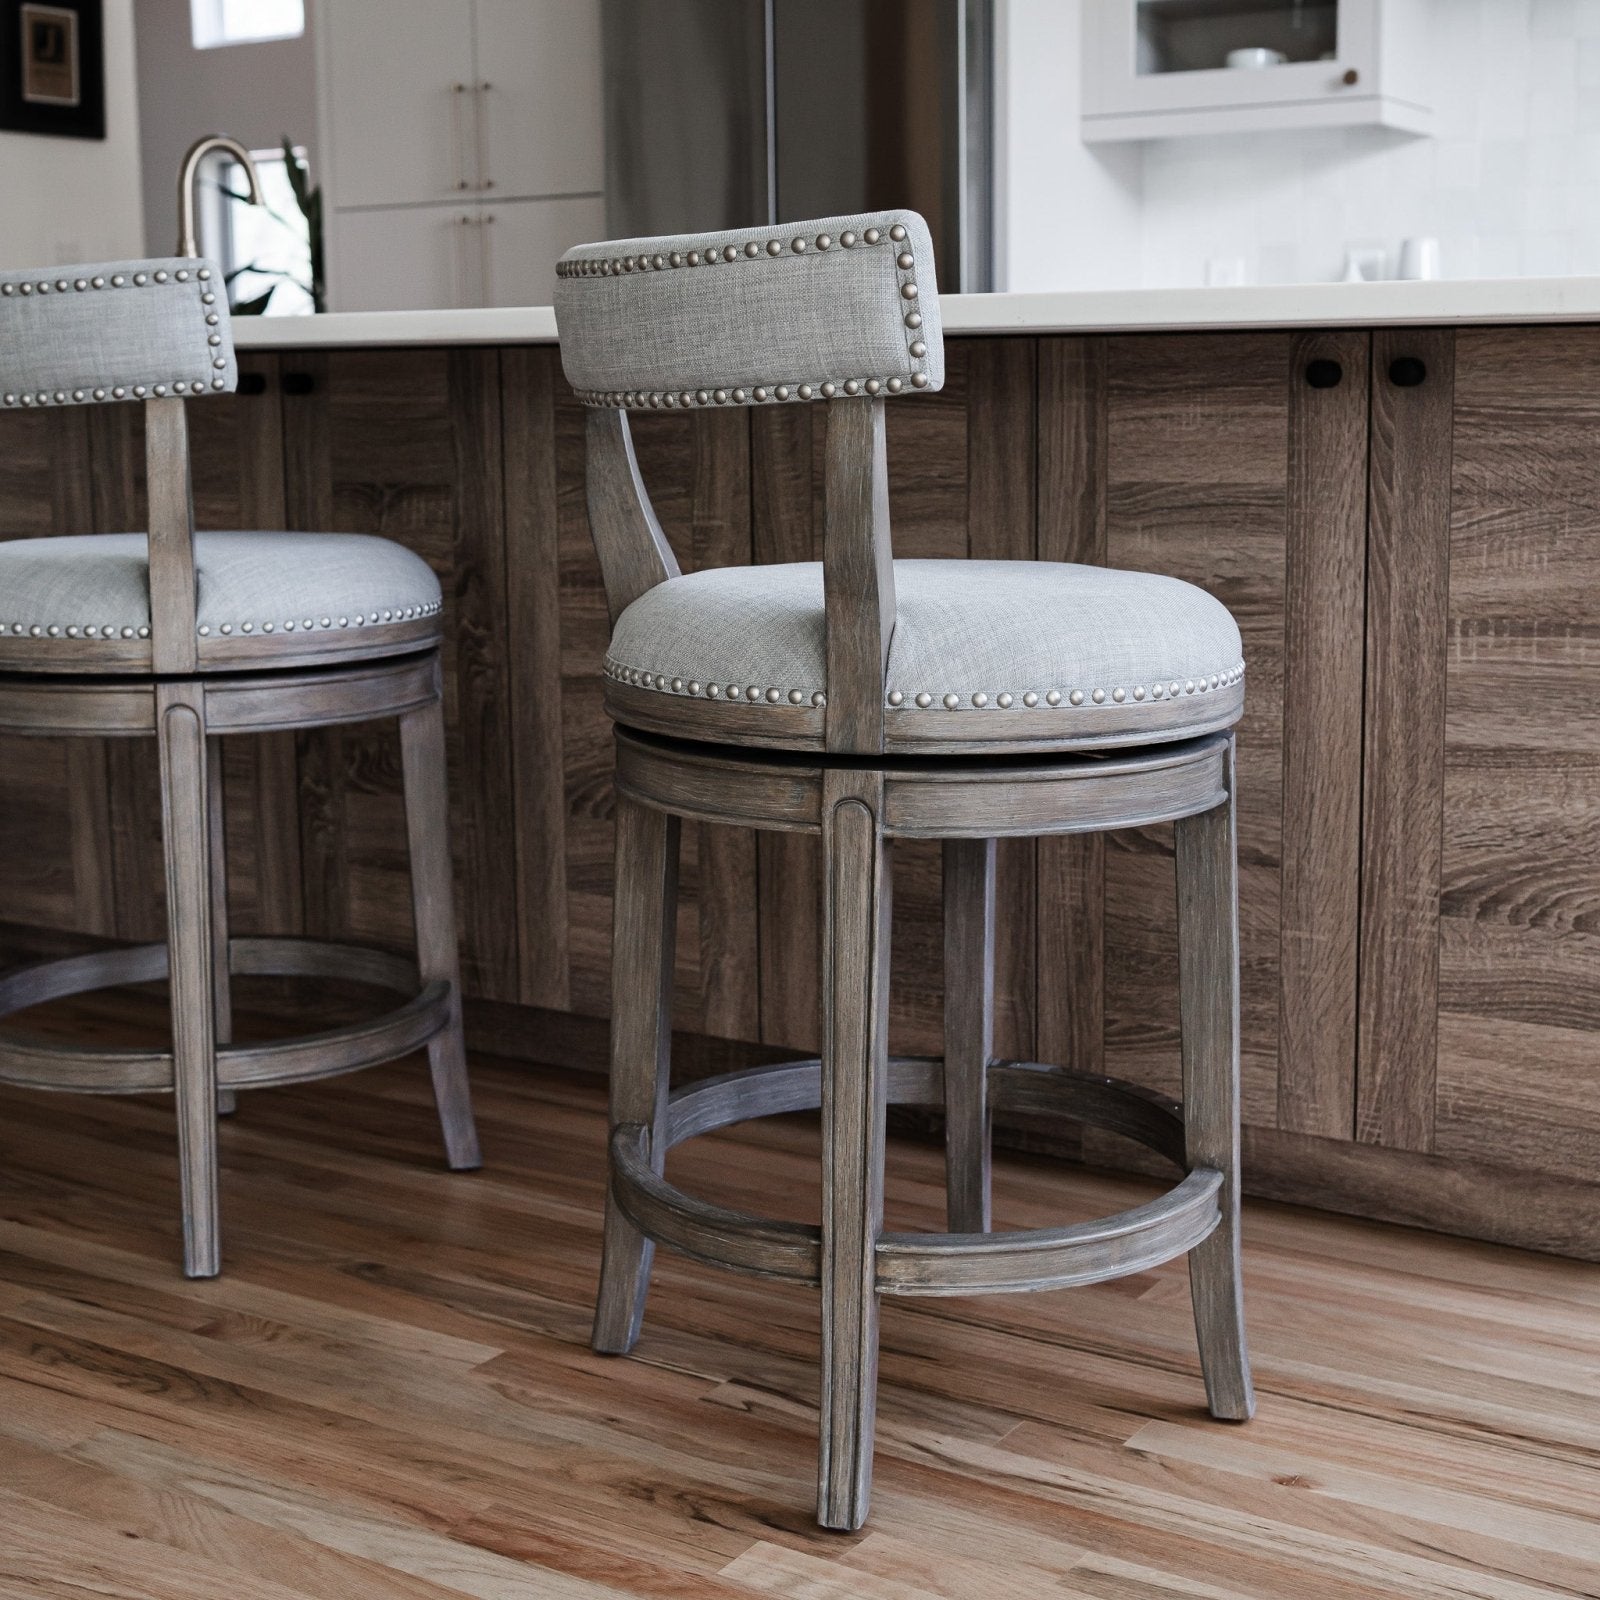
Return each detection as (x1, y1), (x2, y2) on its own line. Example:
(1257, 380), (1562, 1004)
(556, 215), (939, 409)
(0, 262), (233, 406)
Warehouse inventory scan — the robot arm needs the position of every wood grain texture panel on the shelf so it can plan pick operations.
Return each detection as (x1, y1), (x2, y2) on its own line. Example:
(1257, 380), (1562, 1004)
(1358, 328), (1455, 1152)
(1277, 330), (1368, 1139)
(190, 355), (301, 938)
(0, 404), (100, 935)
(1433, 326), (1600, 1182)
(624, 403), (760, 1042)
(752, 405), (824, 1053)
(553, 371), (615, 1017)
(503, 346), (571, 1012)
(1100, 334), (1288, 1135)
(285, 348), (517, 1001)
(85, 402), (182, 947)
(881, 345), (969, 1060)
(965, 339), (1037, 1064)
(1036, 337), (1107, 1093)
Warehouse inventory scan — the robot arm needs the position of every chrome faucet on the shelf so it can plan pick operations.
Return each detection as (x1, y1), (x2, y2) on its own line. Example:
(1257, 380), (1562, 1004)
(176, 134), (264, 259)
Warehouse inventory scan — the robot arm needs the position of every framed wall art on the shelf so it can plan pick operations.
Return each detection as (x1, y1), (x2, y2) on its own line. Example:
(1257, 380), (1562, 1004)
(0, 0), (105, 139)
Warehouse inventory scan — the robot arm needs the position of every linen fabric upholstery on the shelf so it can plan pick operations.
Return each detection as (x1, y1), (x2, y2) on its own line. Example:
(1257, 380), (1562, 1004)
(553, 211), (941, 407)
(0, 531), (440, 659)
(0, 258), (235, 407)
(606, 559), (1244, 733)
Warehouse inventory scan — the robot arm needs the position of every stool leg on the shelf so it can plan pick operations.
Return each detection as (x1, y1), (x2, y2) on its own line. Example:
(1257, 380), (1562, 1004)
(399, 698), (481, 1171)
(207, 740), (237, 1118)
(157, 684), (221, 1279)
(1175, 735), (1255, 1422)
(593, 796), (679, 1355)
(818, 770), (891, 1531)
(942, 838), (994, 1233)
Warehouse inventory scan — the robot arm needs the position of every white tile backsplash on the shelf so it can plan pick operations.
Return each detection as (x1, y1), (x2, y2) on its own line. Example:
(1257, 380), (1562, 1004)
(1003, 0), (1600, 288)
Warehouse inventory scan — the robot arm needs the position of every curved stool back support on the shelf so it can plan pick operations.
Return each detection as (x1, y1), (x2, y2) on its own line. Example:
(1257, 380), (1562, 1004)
(555, 211), (941, 756)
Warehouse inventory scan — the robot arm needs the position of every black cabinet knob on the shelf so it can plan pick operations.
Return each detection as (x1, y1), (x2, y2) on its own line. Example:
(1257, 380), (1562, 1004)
(236, 372), (268, 396)
(282, 371), (317, 396)
(1388, 356), (1427, 387)
(1305, 358), (1343, 389)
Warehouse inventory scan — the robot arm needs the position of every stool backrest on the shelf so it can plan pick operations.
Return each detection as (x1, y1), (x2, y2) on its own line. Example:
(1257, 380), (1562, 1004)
(0, 259), (237, 407)
(553, 211), (943, 754)
(0, 258), (238, 675)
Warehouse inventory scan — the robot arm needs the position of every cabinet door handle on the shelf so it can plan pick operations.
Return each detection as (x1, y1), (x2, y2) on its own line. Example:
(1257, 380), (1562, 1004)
(236, 371), (268, 397)
(455, 213), (473, 307)
(1304, 358), (1343, 389)
(1341, 67), (1359, 86)
(1388, 356), (1427, 388)
(282, 371), (316, 396)
(450, 82), (471, 191)
(475, 82), (493, 191)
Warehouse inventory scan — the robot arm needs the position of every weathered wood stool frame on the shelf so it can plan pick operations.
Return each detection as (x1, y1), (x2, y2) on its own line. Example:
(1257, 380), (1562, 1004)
(0, 257), (479, 1279)
(554, 211), (1253, 1530)
(598, 728), (1252, 1529)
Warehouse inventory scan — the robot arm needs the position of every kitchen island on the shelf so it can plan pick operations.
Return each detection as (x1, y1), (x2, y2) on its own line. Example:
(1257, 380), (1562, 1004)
(2, 283), (1595, 1257)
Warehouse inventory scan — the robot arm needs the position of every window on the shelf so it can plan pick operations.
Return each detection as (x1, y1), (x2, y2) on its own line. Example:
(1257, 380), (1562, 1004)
(217, 147), (318, 317)
(190, 0), (304, 50)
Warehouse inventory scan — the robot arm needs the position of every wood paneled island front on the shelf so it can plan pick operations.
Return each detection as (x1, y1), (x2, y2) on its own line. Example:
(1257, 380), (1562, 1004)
(2, 287), (1595, 1258)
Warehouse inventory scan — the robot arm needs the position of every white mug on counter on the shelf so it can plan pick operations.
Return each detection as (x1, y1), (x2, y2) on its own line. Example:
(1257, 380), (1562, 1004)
(1397, 236), (1441, 280)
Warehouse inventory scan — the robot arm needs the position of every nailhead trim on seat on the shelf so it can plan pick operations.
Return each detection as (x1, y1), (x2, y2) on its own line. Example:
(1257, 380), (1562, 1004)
(0, 598), (441, 644)
(605, 658), (1246, 709)
(563, 222), (931, 410)
(0, 267), (231, 404)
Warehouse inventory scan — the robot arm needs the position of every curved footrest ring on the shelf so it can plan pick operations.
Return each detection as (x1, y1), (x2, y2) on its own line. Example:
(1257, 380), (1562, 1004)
(610, 1056), (1222, 1298)
(0, 937), (450, 1095)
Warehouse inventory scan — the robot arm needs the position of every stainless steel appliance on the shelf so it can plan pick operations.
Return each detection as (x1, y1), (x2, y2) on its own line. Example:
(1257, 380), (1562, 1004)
(601, 0), (994, 291)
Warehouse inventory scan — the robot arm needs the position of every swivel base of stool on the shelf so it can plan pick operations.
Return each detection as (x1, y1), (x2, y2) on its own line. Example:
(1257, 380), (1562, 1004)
(594, 726), (1253, 1529)
(0, 932), (480, 1278)
(0, 936), (452, 1096)
(604, 1056), (1223, 1298)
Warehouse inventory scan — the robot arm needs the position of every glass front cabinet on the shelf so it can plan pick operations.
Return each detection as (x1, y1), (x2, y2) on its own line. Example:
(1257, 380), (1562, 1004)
(1082, 0), (1434, 142)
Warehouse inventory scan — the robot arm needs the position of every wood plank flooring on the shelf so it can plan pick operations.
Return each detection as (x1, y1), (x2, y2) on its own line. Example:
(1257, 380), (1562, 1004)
(0, 1009), (1596, 1598)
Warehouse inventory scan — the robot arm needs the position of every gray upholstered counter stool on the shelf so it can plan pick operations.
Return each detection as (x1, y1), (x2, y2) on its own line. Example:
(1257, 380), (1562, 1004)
(0, 259), (480, 1277)
(554, 212), (1253, 1531)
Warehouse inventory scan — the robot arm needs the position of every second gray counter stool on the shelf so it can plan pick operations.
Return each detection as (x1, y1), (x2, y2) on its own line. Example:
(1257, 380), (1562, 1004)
(0, 258), (480, 1277)
(555, 211), (1253, 1530)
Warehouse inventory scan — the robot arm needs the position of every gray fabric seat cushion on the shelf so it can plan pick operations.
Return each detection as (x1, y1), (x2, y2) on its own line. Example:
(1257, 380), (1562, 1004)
(607, 559), (1243, 719)
(0, 530), (440, 646)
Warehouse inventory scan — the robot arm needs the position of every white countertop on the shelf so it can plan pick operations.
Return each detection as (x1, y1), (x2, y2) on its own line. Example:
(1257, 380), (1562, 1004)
(231, 277), (1600, 349)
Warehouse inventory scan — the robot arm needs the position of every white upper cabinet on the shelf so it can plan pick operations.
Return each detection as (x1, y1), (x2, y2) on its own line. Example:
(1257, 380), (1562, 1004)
(1083, 0), (1434, 142)
(481, 195), (608, 305)
(317, 0), (605, 309)
(475, 0), (604, 200)
(320, 4), (476, 208)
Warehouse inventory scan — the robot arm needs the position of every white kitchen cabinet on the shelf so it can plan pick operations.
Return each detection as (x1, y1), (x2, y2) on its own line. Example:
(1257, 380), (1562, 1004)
(317, 0), (603, 309)
(475, 0), (605, 201)
(330, 196), (606, 313)
(1083, 0), (1433, 143)
(319, 5), (476, 208)
(478, 195), (607, 308)
(326, 206), (481, 312)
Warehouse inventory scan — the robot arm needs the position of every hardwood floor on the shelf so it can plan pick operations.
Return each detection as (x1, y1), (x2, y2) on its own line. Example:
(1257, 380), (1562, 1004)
(0, 1004), (1596, 1598)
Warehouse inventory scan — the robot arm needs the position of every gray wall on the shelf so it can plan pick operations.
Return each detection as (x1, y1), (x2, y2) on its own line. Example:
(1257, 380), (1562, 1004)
(133, 0), (319, 256)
